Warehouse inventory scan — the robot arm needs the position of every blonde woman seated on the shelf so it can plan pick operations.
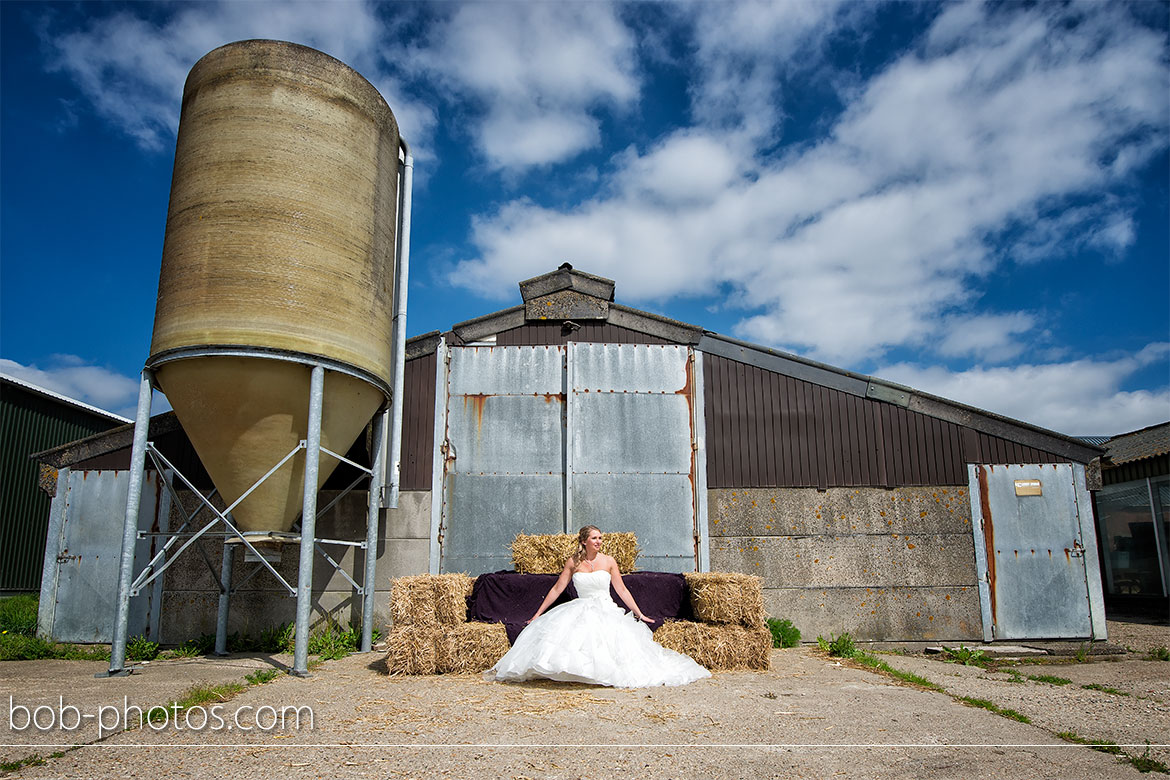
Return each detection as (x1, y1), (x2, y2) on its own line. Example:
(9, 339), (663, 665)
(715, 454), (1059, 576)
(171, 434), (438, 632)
(484, 525), (710, 688)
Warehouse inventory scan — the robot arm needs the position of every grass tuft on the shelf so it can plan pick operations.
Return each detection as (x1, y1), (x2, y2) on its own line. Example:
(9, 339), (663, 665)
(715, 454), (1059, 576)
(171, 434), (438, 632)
(1026, 673), (1072, 685)
(245, 668), (279, 685)
(958, 696), (1030, 723)
(1082, 682), (1129, 696)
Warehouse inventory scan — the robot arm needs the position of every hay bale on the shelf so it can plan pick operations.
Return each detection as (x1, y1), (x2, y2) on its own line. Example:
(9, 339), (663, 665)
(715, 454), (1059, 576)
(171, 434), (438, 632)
(654, 620), (771, 671)
(436, 622), (510, 674)
(384, 625), (440, 675)
(389, 573), (474, 626)
(684, 572), (765, 627)
(510, 532), (639, 574)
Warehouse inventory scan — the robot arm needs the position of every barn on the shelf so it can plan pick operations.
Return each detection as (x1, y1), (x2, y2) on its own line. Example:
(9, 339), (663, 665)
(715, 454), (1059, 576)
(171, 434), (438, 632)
(33, 264), (1108, 647)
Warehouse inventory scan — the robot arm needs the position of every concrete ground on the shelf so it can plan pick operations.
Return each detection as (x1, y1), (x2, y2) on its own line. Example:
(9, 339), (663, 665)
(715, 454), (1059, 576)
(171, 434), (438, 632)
(0, 619), (1165, 779)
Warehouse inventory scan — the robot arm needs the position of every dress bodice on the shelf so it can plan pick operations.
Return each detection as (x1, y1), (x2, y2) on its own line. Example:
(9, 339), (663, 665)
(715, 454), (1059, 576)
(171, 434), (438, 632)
(572, 570), (612, 599)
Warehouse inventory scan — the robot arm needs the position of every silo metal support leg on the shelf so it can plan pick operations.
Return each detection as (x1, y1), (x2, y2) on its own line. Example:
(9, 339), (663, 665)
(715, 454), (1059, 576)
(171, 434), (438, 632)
(101, 370), (153, 678)
(361, 407), (388, 652)
(292, 365), (325, 677)
(214, 537), (235, 656)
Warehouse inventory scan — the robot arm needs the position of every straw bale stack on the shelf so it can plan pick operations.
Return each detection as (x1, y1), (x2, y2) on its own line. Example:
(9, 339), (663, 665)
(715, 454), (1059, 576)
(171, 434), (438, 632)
(385, 625), (441, 675)
(683, 572), (765, 627)
(389, 573), (474, 626)
(435, 622), (510, 674)
(654, 620), (772, 671)
(510, 532), (639, 574)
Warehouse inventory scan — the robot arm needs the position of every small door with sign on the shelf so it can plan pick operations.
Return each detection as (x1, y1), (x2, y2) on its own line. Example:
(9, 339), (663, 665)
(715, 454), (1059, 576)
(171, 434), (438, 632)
(967, 463), (1107, 641)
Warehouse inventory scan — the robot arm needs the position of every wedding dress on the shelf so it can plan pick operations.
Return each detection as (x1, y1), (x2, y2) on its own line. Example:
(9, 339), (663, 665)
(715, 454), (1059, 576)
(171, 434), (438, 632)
(484, 570), (711, 688)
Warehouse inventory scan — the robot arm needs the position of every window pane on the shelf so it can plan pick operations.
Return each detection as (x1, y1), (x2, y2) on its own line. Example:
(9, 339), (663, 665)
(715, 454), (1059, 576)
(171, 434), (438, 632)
(1096, 480), (1160, 596)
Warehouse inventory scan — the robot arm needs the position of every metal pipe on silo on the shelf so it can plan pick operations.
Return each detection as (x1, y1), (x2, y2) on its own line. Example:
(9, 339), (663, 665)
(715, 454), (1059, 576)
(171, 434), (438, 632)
(384, 141), (414, 510)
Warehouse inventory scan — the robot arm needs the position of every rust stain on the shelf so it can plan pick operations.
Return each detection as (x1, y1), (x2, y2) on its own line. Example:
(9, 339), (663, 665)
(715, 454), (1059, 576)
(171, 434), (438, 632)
(976, 464), (997, 629)
(462, 393), (491, 434)
(539, 393), (566, 405)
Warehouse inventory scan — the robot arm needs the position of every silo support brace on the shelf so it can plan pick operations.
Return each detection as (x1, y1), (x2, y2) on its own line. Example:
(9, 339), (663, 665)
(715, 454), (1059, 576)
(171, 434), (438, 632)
(102, 370), (154, 677)
(292, 365), (326, 677)
(215, 539), (235, 656)
(362, 407), (388, 651)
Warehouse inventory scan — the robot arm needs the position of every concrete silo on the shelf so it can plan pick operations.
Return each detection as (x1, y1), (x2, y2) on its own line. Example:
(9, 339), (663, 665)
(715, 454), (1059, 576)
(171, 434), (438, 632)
(107, 40), (413, 677)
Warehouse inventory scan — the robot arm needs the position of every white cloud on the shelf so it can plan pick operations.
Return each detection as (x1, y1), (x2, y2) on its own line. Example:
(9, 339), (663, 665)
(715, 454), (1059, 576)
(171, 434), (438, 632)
(417, 2), (639, 170)
(42, 1), (436, 156)
(877, 343), (1170, 436)
(0, 355), (171, 419)
(454, 2), (1168, 365)
(683, 0), (853, 139)
(935, 312), (1037, 362)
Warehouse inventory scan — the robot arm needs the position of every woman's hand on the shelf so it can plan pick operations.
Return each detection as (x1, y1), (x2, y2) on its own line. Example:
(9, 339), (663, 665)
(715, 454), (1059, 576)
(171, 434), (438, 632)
(634, 612), (653, 624)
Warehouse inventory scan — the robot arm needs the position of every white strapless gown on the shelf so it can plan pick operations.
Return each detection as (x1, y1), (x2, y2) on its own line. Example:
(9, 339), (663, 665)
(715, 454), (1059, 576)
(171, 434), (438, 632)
(484, 570), (711, 688)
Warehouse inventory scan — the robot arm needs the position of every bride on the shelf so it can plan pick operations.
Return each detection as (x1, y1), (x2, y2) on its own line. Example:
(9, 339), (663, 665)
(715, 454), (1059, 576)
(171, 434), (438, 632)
(484, 525), (711, 688)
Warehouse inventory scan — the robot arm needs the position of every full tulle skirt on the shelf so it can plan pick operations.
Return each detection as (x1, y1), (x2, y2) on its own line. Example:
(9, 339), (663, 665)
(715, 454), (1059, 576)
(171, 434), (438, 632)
(484, 595), (711, 688)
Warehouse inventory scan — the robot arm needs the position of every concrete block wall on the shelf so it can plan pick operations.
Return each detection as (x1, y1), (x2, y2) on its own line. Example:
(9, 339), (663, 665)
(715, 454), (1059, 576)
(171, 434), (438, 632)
(159, 489), (431, 643)
(708, 486), (983, 642)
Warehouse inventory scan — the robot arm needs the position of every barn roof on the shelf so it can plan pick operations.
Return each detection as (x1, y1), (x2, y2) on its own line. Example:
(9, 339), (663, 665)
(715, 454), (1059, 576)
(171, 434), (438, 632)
(408, 265), (1103, 464)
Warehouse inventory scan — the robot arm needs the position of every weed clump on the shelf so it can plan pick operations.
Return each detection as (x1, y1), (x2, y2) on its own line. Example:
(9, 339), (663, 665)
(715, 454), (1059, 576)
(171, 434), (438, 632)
(817, 633), (858, 658)
(766, 618), (801, 648)
(940, 644), (989, 666)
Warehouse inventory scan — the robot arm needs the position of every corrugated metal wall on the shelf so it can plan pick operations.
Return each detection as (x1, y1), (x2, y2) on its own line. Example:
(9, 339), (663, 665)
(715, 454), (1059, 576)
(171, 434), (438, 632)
(703, 353), (1065, 489)
(495, 321), (671, 346)
(1, 384), (122, 591)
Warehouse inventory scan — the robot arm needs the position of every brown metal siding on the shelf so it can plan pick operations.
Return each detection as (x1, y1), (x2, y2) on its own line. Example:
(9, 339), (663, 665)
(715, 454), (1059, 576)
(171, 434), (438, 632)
(703, 353), (1067, 489)
(494, 321), (672, 346)
(399, 352), (436, 490)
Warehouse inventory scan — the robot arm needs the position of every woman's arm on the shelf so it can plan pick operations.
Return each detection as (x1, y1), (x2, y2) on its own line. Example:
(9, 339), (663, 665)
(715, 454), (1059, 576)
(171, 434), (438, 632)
(527, 559), (575, 623)
(607, 557), (652, 623)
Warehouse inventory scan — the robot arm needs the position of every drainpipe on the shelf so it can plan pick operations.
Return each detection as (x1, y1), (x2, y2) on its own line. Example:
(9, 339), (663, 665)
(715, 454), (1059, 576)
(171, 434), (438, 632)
(383, 138), (413, 509)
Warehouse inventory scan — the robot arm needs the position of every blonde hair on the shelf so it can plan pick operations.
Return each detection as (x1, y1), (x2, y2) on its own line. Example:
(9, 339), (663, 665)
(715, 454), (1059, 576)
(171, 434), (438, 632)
(572, 525), (602, 564)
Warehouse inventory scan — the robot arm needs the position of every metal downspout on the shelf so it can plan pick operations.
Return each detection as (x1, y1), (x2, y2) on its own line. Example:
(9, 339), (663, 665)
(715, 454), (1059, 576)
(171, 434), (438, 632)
(383, 139), (413, 509)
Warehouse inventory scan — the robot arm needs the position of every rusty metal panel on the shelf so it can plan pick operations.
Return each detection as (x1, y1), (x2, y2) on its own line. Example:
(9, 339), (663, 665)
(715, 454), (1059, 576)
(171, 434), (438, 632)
(568, 343), (697, 572)
(440, 346), (565, 575)
(440, 343), (701, 574)
(40, 469), (158, 643)
(968, 463), (1099, 640)
(442, 474), (564, 574)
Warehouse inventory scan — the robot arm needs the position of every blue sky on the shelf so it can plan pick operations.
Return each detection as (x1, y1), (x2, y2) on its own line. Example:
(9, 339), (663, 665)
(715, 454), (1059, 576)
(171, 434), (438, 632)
(1, 0), (1167, 436)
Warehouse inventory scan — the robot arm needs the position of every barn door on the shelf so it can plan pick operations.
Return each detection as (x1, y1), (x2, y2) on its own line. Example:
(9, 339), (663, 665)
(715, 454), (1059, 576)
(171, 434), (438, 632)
(438, 343), (702, 575)
(968, 463), (1106, 641)
(37, 469), (160, 643)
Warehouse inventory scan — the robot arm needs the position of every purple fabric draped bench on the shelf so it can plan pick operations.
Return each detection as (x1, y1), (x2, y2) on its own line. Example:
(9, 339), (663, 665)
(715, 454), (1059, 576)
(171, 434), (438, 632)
(469, 571), (694, 644)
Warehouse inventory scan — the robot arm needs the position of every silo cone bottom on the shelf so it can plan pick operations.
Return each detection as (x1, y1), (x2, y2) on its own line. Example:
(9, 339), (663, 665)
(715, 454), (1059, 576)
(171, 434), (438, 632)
(155, 357), (383, 535)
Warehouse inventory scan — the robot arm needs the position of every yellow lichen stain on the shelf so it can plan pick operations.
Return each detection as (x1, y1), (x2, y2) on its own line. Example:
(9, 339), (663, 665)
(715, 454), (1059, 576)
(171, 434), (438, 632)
(770, 497), (776, 504)
(906, 543), (916, 549)
(813, 559), (819, 563)
(880, 510), (886, 517)
(920, 511), (927, 518)
(945, 594), (951, 601)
